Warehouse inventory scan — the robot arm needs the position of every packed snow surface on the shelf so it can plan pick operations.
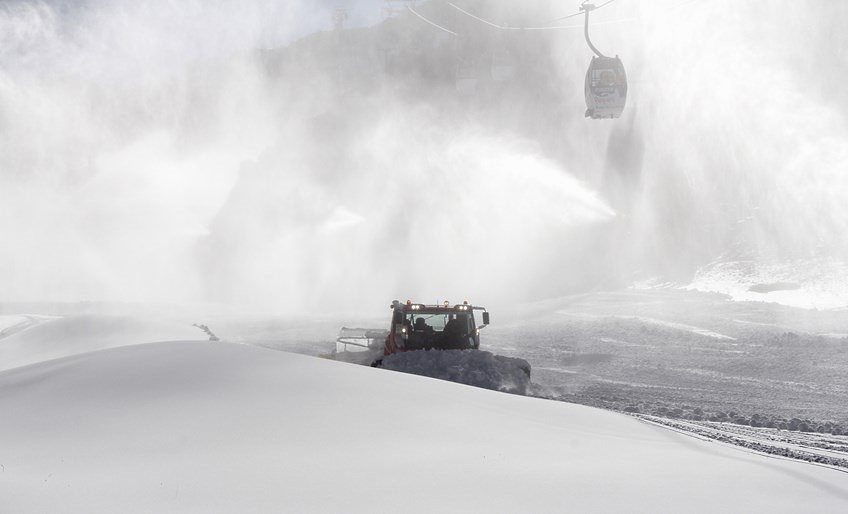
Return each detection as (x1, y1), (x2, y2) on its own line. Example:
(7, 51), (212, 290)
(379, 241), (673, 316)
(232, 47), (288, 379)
(1, 339), (847, 512)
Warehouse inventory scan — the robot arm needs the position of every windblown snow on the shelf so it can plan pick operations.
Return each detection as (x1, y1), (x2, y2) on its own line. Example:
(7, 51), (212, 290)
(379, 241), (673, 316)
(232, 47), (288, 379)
(0, 318), (847, 512)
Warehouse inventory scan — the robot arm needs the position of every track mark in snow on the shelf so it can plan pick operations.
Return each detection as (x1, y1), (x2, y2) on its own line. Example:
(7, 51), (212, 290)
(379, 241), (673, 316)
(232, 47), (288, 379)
(818, 333), (848, 339)
(637, 415), (848, 473)
(0, 315), (60, 340)
(599, 337), (657, 349)
(732, 318), (781, 328)
(554, 312), (737, 341)
(534, 367), (578, 375)
(616, 316), (737, 341)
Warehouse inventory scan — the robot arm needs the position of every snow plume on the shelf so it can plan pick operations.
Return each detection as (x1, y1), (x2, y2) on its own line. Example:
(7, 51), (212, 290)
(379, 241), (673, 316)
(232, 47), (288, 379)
(539, 0), (848, 301)
(0, 0), (614, 311)
(0, 0), (346, 303)
(198, 102), (614, 311)
(626, 1), (848, 274)
(3, 0), (848, 311)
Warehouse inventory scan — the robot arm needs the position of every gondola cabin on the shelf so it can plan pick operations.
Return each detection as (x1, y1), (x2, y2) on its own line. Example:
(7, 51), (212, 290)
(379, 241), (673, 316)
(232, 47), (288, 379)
(584, 55), (627, 119)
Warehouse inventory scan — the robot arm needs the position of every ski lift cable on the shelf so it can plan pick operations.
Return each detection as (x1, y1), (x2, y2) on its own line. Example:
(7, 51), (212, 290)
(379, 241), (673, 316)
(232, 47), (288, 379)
(560, 0), (699, 22)
(407, 5), (458, 36)
(412, 0), (698, 37)
(580, 0), (620, 14)
(447, 2), (582, 31)
(409, 7), (630, 37)
(448, 1), (622, 31)
(450, 0), (699, 32)
(554, 12), (584, 22)
(542, 0), (620, 24)
(447, 3), (512, 30)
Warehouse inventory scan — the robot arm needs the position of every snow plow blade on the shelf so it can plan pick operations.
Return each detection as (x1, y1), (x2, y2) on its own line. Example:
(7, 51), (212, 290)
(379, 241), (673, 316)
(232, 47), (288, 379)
(381, 349), (532, 395)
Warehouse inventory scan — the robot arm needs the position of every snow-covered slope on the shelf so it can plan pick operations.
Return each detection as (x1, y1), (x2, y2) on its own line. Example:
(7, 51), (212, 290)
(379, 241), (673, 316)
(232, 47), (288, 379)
(0, 315), (202, 372)
(685, 258), (848, 309)
(1, 341), (846, 513)
(0, 314), (59, 339)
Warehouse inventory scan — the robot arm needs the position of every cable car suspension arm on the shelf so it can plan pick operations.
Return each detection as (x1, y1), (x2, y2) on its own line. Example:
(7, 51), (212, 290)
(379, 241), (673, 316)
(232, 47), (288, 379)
(582, 3), (607, 58)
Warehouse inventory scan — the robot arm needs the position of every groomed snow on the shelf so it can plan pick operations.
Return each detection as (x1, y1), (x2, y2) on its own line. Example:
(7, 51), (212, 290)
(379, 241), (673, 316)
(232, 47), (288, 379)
(1, 341), (847, 513)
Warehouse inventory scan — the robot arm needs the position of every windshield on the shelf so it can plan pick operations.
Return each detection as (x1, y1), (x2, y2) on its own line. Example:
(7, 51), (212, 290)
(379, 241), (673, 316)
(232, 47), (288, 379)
(591, 68), (619, 87)
(404, 311), (473, 333)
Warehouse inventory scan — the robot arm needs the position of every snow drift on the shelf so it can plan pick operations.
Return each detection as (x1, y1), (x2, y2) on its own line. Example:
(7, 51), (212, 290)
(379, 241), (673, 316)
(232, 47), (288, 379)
(1, 341), (847, 512)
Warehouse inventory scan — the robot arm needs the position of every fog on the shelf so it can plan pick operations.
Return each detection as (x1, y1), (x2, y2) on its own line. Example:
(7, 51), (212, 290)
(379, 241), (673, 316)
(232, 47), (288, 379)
(2, 0), (847, 313)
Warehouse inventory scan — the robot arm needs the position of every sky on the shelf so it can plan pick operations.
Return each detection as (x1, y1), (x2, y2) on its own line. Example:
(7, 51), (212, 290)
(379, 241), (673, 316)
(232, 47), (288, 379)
(1, 0), (847, 312)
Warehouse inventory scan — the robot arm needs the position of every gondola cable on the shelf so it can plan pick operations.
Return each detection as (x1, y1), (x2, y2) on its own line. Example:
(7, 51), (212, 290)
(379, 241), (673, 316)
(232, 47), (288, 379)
(405, 0), (704, 118)
(446, 0), (621, 30)
(407, 5), (458, 36)
(448, 2), (600, 31)
(446, 0), (699, 32)
(553, 0), (620, 23)
(411, 1), (692, 35)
